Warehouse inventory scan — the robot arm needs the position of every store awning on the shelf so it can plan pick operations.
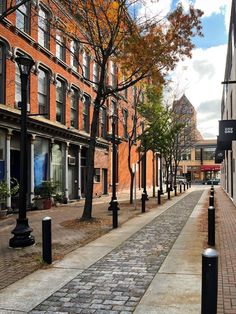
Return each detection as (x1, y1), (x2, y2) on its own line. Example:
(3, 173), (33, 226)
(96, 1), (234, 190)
(201, 165), (221, 171)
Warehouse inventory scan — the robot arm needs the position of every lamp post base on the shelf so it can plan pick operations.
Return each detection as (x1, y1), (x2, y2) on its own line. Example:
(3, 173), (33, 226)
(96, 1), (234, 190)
(9, 218), (35, 248)
(108, 197), (120, 211)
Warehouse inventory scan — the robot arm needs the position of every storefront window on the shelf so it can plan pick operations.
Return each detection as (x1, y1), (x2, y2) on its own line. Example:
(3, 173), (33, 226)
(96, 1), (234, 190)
(203, 147), (215, 160)
(34, 137), (49, 187)
(52, 143), (64, 190)
(195, 148), (201, 160)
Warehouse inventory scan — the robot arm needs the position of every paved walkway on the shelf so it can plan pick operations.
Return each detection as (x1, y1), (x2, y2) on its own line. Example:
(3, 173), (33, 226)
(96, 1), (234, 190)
(0, 186), (207, 313)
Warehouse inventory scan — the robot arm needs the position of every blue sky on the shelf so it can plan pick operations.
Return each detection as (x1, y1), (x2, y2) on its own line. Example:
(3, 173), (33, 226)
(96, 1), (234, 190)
(137, 0), (231, 138)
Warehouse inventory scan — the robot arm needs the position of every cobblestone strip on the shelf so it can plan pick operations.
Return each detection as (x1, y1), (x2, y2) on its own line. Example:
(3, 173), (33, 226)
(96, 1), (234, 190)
(31, 190), (203, 314)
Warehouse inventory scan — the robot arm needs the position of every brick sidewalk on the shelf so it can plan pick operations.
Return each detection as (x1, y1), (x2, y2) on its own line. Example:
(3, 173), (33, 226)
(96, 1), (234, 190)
(0, 188), (164, 290)
(216, 188), (236, 314)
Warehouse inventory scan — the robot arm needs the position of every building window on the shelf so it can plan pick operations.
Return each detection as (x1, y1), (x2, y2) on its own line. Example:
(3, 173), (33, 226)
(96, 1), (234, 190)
(110, 61), (117, 88)
(111, 100), (118, 135)
(100, 107), (107, 138)
(82, 51), (90, 79)
(0, 0), (6, 15)
(82, 94), (90, 132)
(38, 7), (50, 49)
(56, 79), (65, 124)
(123, 109), (128, 139)
(203, 147), (215, 160)
(16, 0), (30, 33)
(195, 148), (201, 160)
(56, 34), (65, 61)
(132, 115), (137, 141)
(70, 88), (79, 128)
(38, 68), (49, 116)
(93, 62), (99, 86)
(0, 43), (6, 104)
(70, 40), (79, 70)
(94, 168), (100, 183)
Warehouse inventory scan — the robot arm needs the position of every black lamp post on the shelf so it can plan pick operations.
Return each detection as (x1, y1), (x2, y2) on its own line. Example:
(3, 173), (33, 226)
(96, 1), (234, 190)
(108, 113), (120, 228)
(9, 55), (35, 248)
(142, 136), (149, 200)
(159, 153), (163, 194)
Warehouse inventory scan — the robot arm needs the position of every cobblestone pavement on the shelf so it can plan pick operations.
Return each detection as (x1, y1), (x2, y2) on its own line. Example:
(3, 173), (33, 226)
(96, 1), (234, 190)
(216, 188), (236, 314)
(31, 190), (203, 314)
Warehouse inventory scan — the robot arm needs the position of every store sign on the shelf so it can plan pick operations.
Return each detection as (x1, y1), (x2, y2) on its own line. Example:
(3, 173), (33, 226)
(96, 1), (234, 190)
(217, 136), (232, 151)
(219, 120), (236, 141)
(215, 150), (224, 164)
(201, 165), (221, 171)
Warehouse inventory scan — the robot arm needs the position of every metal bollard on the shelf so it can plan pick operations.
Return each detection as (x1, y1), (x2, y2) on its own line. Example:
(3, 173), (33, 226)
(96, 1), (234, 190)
(209, 195), (214, 207)
(157, 190), (161, 205)
(42, 217), (52, 264)
(141, 192), (146, 213)
(167, 188), (171, 200)
(208, 206), (215, 246)
(174, 185), (177, 196)
(183, 183), (186, 191)
(186, 182), (189, 189)
(201, 248), (218, 314)
(189, 181), (191, 188)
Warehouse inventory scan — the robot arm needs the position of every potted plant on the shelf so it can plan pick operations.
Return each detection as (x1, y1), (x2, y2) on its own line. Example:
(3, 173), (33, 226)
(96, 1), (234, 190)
(0, 179), (19, 217)
(34, 180), (59, 210)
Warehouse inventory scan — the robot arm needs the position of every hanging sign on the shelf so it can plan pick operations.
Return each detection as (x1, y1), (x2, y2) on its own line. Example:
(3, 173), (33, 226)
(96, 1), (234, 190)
(219, 120), (236, 141)
(215, 150), (224, 163)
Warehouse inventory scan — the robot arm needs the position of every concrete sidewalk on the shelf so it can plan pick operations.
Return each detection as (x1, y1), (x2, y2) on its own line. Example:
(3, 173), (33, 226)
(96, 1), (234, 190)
(0, 186), (207, 313)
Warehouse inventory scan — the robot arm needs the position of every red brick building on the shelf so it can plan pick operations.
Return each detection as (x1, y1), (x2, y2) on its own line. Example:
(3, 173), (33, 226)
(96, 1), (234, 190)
(0, 0), (155, 208)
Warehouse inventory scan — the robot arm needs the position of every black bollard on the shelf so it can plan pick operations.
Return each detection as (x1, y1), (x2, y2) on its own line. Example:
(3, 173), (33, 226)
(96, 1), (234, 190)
(186, 182), (188, 189)
(210, 189), (214, 197)
(174, 185), (177, 196)
(201, 248), (218, 314)
(141, 192), (146, 213)
(42, 217), (52, 264)
(180, 183), (182, 193)
(189, 181), (191, 188)
(208, 206), (215, 246)
(209, 195), (214, 207)
(157, 190), (161, 205)
(112, 200), (119, 229)
(167, 188), (171, 200)
(183, 183), (186, 191)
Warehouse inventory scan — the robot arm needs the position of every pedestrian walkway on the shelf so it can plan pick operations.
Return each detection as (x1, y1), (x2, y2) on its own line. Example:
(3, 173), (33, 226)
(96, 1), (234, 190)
(215, 188), (236, 314)
(0, 186), (207, 313)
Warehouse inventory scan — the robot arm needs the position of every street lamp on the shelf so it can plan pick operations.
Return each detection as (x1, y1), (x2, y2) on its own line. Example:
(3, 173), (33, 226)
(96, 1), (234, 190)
(142, 135), (148, 200)
(9, 55), (35, 248)
(108, 113), (120, 228)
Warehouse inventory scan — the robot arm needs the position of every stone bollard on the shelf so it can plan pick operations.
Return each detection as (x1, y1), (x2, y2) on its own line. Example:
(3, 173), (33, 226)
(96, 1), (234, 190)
(201, 248), (218, 314)
(42, 217), (52, 264)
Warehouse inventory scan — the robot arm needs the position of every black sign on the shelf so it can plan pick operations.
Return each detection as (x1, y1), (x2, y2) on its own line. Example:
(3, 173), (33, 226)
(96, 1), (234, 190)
(215, 149), (224, 163)
(219, 120), (236, 141)
(217, 135), (232, 151)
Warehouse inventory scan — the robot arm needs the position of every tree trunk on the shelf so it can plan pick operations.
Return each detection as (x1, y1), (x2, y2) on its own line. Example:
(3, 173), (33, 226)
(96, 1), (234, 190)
(82, 103), (100, 220)
(129, 172), (134, 204)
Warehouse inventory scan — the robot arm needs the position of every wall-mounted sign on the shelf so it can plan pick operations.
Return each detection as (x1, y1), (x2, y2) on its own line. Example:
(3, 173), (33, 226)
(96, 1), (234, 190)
(219, 120), (236, 141)
(217, 135), (232, 151)
(215, 150), (224, 164)
(201, 165), (221, 171)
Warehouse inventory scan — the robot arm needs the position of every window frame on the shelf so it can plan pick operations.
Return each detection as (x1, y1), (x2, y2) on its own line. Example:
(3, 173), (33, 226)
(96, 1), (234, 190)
(0, 42), (6, 104)
(70, 87), (79, 128)
(70, 39), (79, 70)
(56, 34), (66, 62)
(94, 168), (100, 183)
(82, 94), (90, 132)
(82, 51), (90, 80)
(38, 6), (50, 49)
(56, 78), (66, 124)
(16, 0), (30, 33)
(38, 67), (49, 117)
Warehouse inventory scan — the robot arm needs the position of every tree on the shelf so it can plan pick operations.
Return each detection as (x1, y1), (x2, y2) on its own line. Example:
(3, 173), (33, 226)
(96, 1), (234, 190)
(1, 0), (203, 219)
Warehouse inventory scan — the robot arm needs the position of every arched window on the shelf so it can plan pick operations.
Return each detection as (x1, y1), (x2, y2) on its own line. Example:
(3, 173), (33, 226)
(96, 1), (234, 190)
(0, 42), (6, 104)
(56, 78), (66, 124)
(38, 6), (50, 49)
(38, 67), (49, 116)
(16, 0), (30, 33)
(70, 87), (79, 128)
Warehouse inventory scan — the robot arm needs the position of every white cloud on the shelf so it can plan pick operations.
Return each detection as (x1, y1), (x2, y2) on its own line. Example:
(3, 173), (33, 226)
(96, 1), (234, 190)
(168, 44), (227, 138)
(137, 0), (172, 20)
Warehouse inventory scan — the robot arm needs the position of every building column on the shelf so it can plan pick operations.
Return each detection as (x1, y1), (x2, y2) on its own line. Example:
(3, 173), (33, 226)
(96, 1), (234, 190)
(49, 139), (54, 180)
(64, 142), (69, 202)
(30, 135), (36, 206)
(6, 130), (12, 209)
(78, 145), (82, 199)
